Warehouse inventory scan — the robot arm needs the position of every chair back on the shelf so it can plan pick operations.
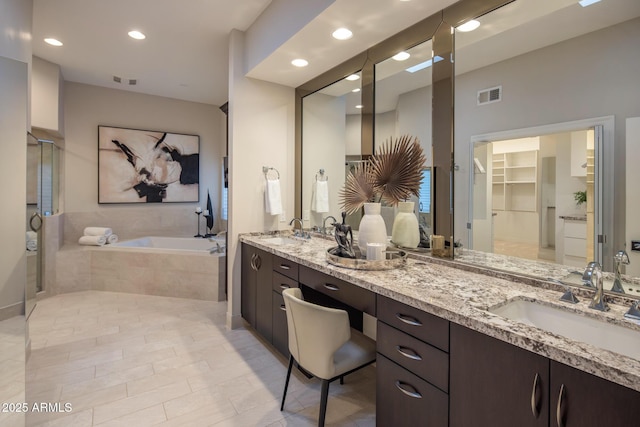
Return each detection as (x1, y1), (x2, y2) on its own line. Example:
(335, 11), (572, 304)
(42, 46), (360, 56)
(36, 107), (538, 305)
(282, 288), (351, 379)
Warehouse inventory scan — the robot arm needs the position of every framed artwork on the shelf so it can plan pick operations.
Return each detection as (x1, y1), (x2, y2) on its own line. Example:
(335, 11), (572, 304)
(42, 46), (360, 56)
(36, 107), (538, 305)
(98, 126), (199, 203)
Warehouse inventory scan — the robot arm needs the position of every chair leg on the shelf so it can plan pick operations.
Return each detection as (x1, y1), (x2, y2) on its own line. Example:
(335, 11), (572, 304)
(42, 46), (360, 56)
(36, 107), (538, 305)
(281, 355), (294, 411)
(318, 379), (330, 427)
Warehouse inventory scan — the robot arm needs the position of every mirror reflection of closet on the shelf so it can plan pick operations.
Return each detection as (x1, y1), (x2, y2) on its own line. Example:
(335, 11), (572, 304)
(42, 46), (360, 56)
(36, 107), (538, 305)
(302, 71), (362, 231)
(375, 39), (433, 236)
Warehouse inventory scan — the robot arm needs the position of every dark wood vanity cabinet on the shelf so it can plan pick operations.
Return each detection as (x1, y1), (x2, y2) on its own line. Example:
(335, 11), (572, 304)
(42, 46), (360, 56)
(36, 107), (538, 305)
(450, 323), (549, 427)
(240, 244), (272, 339)
(550, 361), (640, 427)
(376, 296), (449, 427)
(271, 263), (299, 357)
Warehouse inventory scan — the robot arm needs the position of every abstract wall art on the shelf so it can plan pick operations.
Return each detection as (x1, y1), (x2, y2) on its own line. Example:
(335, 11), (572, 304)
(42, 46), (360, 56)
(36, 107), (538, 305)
(98, 126), (199, 203)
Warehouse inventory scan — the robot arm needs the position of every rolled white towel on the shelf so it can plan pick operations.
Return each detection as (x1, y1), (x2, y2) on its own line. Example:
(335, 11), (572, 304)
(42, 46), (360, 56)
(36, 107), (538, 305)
(78, 235), (107, 246)
(26, 230), (38, 242)
(107, 234), (119, 244)
(27, 240), (38, 251)
(84, 227), (113, 237)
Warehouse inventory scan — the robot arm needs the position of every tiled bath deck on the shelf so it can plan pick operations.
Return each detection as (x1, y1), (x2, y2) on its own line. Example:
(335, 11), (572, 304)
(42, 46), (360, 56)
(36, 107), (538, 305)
(26, 291), (375, 426)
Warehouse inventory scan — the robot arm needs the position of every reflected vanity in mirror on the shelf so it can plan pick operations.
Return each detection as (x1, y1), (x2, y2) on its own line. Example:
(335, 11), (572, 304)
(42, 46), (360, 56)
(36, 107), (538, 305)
(453, 0), (640, 296)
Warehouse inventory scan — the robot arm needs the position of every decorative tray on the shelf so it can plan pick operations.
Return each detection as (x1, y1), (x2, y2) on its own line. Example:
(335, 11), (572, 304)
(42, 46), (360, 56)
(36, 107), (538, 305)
(326, 247), (407, 270)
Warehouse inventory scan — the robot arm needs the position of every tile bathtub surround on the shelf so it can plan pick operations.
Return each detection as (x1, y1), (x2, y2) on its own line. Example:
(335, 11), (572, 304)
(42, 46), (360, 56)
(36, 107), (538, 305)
(25, 291), (375, 426)
(240, 233), (640, 393)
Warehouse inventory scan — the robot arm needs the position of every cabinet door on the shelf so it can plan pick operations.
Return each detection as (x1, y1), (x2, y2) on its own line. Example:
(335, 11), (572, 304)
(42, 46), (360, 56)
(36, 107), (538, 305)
(254, 248), (273, 341)
(551, 361), (640, 427)
(450, 324), (549, 427)
(241, 244), (257, 327)
(272, 291), (289, 357)
(377, 354), (448, 427)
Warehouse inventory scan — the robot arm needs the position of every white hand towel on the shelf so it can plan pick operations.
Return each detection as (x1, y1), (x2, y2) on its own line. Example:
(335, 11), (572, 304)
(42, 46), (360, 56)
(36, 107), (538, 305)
(312, 180), (329, 213)
(79, 235), (107, 246)
(107, 234), (119, 244)
(27, 240), (38, 251)
(84, 227), (113, 237)
(265, 179), (283, 216)
(26, 231), (37, 242)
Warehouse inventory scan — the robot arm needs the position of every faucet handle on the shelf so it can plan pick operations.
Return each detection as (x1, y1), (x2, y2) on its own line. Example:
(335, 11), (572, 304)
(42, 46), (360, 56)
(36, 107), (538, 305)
(624, 301), (640, 321)
(548, 278), (580, 304)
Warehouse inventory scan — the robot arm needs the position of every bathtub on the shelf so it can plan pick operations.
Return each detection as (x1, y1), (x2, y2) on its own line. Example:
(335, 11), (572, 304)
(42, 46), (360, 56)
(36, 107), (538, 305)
(92, 236), (226, 301)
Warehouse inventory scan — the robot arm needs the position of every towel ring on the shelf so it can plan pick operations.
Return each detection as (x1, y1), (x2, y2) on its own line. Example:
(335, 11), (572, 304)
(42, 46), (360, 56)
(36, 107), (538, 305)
(263, 166), (280, 180)
(315, 168), (328, 182)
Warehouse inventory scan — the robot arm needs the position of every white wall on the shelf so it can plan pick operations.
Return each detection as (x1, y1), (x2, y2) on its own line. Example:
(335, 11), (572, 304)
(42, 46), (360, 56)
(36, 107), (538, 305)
(0, 0), (32, 320)
(626, 117), (640, 276)
(227, 30), (295, 329)
(63, 82), (224, 242)
(455, 17), (640, 253)
(32, 56), (64, 135)
(397, 86), (433, 160)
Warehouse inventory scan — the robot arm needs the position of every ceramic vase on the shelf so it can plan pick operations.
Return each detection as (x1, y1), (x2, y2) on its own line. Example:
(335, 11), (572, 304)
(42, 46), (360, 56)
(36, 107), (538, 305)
(357, 203), (388, 255)
(391, 201), (420, 248)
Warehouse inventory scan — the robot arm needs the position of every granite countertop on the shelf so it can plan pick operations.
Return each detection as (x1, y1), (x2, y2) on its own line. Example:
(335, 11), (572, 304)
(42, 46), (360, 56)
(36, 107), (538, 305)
(240, 232), (640, 392)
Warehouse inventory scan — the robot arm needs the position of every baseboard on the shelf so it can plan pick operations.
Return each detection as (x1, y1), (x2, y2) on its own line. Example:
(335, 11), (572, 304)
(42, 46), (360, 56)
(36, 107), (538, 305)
(226, 312), (244, 330)
(0, 301), (24, 321)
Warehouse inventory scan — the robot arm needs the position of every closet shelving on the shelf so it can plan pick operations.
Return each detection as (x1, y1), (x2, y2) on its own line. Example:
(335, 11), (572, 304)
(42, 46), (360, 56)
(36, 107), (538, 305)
(492, 150), (537, 212)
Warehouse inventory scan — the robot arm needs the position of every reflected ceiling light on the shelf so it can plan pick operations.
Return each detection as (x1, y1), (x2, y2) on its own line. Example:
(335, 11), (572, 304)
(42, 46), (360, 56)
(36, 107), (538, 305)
(392, 51), (411, 61)
(405, 56), (444, 73)
(457, 20), (480, 32)
(291, 58), (309, 67)
(128, 30), (146, 40)
(352, 88), (361, 93)
(579, 0), (601, 6)
(345, 74), (360, 81)
(44, 38), (63, 46)
(332, 28), (353, 40)
(355, 105), (363, 109)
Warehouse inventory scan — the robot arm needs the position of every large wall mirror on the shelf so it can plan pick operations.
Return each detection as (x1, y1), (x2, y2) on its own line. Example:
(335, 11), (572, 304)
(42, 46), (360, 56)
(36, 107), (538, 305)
(453, 0), (640, 295)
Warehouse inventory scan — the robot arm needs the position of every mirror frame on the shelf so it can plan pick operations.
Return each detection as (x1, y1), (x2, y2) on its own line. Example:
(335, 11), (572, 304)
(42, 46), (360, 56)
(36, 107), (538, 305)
(295, 0), (514, 257)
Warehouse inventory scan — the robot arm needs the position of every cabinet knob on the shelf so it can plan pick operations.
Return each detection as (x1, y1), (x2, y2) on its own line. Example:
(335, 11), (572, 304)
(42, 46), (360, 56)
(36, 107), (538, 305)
(395, 381), (422, 399)
(395, 313), (423, 327)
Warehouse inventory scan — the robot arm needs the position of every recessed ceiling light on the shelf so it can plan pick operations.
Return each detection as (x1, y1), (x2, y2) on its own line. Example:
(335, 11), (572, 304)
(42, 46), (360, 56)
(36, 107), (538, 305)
(352, 88), (361, 93)
(128, 30), (146, 40)
(392, 51), (411, 61)
(355, 105), (363, 109)
(332, 28), (353, 40)
(457, 20), (480, 32)
(579, 0), (601, 7)
(345, 74), (360, 81)
(291, 58), (309, 67)
(44, 38), (63, 47)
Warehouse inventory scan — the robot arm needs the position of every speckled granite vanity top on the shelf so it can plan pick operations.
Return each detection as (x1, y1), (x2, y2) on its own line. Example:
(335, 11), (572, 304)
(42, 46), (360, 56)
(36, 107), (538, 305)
(240, 232), (640, 392)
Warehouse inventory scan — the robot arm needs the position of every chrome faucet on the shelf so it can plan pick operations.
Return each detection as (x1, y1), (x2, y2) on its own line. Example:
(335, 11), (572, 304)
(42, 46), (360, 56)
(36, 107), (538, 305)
(321, 215), (337, 235)
(289, 218), (308, 238)
(612, 248), (630, 293)
(583, 261), (610, 312)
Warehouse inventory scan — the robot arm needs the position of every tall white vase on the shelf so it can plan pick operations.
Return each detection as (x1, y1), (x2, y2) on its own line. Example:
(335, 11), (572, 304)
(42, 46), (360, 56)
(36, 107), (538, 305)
(357, 203), (388, 255)
(392, 201), (420, 248)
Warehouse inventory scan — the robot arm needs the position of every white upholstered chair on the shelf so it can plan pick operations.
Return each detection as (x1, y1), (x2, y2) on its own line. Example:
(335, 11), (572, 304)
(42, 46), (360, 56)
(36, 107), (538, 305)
(280, 287), (376, 427)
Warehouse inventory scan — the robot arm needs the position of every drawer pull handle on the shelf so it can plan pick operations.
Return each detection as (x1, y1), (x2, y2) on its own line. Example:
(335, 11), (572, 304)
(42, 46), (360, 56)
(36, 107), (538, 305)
(254, 255), (262, 270)
(396, 346), (422, 361)
(531, 372), (540, 418)
(280, 304), (287, 311)
(395, 313), (422, 327)
(395, 381), (422, 399)
(556, 384), (565, 427)
(280, 284), (290, 290)
(324, 283), (340, 291)
(280, 264), (291, 270)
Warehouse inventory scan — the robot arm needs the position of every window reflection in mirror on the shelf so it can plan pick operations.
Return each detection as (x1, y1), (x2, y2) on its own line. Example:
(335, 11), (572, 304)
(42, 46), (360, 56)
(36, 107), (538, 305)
(375, 40), (433, 237)
(453, 0), (640, 292)
(302, 71), (362, 232)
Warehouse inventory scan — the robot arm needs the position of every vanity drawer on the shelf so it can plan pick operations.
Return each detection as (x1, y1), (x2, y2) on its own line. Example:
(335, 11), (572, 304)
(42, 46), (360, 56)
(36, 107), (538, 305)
(564, 236), (586, 257)
(377, 354), (448, 427)
(272, 271), (298, 294)
(299, 266), (376, 316)
(378, 295), (449, 352)
(273, 255), (299, 280)
(377, 321), (448, 392)
(564, 221), (587, 239)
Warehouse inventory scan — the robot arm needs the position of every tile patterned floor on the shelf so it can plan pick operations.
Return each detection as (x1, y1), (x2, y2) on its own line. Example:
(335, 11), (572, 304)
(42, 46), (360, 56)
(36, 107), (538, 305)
(25, 291), (376, 426)
(0, 315), (26, 427)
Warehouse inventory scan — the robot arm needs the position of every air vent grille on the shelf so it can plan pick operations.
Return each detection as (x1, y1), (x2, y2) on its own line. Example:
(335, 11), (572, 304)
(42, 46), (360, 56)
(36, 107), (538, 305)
(113, 76), (122, 83)
(477, 85), (502, 105)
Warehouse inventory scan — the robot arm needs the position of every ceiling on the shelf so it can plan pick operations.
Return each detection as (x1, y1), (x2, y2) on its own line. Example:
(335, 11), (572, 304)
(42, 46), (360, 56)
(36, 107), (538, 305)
(32, 0), (640, 108)
(32, 0), (456, 107)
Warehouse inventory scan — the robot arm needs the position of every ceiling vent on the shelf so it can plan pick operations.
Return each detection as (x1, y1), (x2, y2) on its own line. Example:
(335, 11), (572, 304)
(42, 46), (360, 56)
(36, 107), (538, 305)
(477, 85), (502, 106)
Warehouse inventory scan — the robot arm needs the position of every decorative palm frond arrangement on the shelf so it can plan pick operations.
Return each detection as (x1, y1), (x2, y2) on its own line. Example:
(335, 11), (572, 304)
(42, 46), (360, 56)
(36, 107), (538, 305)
(340, 135), (426, 214)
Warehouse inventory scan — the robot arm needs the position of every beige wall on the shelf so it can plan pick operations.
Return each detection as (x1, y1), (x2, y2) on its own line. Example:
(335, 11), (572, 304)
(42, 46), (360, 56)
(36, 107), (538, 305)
(626, 117), (640, 276)
(227, 29), (295, 329)
(63, 82), (225, 241)
(32, 56), (64, 135)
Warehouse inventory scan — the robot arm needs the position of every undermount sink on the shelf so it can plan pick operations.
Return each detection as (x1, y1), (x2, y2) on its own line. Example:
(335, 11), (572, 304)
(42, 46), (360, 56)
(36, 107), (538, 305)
(261, 236), (307, 246)
(489, 298), (640, 360)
